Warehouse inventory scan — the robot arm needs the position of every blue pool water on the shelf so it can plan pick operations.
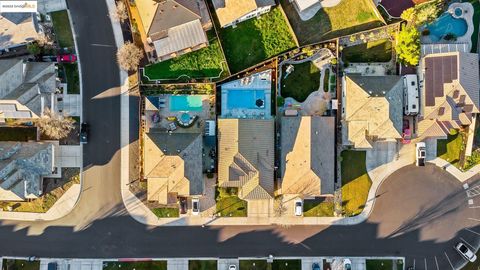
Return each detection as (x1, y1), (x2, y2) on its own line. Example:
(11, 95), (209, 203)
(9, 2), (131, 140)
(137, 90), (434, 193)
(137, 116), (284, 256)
(425, 13), (468, 42)
(170, 95), (203, 111)
(226, 90), (265, 109)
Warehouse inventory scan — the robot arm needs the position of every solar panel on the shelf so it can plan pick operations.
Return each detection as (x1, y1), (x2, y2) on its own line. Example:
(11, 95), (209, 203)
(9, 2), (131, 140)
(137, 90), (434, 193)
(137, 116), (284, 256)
(424, 55), (458, 107)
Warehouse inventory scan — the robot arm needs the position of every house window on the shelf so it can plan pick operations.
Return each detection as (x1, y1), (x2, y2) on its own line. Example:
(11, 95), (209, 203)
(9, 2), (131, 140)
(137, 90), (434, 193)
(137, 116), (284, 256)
(412, 104), (416, 109)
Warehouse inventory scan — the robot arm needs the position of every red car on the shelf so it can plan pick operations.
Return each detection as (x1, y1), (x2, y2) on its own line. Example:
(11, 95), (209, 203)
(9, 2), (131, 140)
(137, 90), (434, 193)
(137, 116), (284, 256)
(57, 54), (77, 63)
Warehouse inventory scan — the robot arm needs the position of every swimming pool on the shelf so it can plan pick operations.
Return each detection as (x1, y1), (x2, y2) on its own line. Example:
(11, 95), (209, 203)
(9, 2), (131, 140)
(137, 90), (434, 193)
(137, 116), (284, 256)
(226, 90), (266, 109)
(170, 95), (203, 111)
(425, 13), (468, 42)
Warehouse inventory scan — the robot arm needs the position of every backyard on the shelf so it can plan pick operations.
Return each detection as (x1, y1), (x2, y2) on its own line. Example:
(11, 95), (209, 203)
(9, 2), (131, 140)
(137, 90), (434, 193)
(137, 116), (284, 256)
(280, 61), (320, 102)
(143, 31), (229, 81)
(461, 0), (480, 52)
(50, 10), (75, 49)
(342, 39), (393, 63)
(188, 260), (217, 270)
(303, 198), (334, 217)
(216, 188), (247, 217)
(280, 0), (385, 45)
(151, 207), (179, 218)
(2, 259), (39, 270)
(218, 7), (297, 73)
(103, 261), (167, 270)
(341, 150), (372, 216)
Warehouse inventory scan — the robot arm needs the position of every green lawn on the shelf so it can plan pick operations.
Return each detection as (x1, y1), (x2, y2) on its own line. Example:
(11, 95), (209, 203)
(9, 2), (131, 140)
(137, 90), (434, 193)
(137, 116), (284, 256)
(219, 7), (297, 73)
(341, 150), (372, 216)
(365, 260), (393, 270)
(151, 207), (179, 218)
(188, 260), (217, 270)
(272, 260), (301, 270)
(50, 10), (75, 48)
(63, 63), (80, 94)
(143, 31), (229, 81)
(239, 260), (268, 270)
(280, 0), (384, 45)
(0, 127), (37, 141)
(303, 199), (334, 217)
(280, 61), (320, 102)
(216, 195), (248, 217)
(437, 132), (463, 167)
(342, 39), (392, 63)
(103, 261), (167, 270)
(2, 260), (39, 270)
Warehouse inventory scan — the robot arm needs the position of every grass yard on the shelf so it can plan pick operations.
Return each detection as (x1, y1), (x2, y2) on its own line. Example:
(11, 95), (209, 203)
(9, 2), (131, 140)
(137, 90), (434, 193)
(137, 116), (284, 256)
(272, 260), (301, 270)
(365, 260), (393, 270)
(143, 31), (229, 81)
(2, 259), (40, 270)
(218, 7), (297, 73)
(0, 126), (37, 141)
(151, 207), (179, 218)
(103, 261), (167, 270)
(63, 63), (80, 94)
(239, 260), (268, 270)
(280, 0), (384, 45)
(303, 199), (334, 217)
(0, 168), (80, 212)
(216, 195), (248, 217)
(50, 10), (75, 48)
(342, 39), (393, 63)
(280, 61), (320, 102)
(341, 150), (372, 216)
(437, 132), (463, 167)
(188, 260), (217, 270)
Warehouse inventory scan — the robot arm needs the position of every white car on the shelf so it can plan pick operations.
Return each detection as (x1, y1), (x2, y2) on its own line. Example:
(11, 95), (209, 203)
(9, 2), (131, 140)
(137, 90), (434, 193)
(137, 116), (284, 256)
(294, 199), (303, 216)
(455, 242), (477, 262)
(343, 259), (352, 270)
(192, 198), (200, 215)
(416, 142), (426, 166)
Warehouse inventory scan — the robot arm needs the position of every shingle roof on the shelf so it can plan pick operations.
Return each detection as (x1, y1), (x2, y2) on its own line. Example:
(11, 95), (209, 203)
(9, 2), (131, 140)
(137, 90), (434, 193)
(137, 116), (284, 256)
(212, 0), (275, 27)
(148, 0), (201, 40)
(0, 13), (39, 50)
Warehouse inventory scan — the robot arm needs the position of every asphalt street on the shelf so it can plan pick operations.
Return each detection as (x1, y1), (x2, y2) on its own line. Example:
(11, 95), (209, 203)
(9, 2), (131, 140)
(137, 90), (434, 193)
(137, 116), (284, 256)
(0, 1), (479, 269)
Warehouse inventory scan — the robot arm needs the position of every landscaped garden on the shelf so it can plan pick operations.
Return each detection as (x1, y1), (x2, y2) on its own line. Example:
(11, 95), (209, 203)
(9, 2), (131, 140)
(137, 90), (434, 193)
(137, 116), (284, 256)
(216, 187), (247, 217)
(50, 10), (75, 48)
(2, 259), (40, 270)
(143, 31), (229, 81)
(462, 0), (480, 52)
(342, 39), (393, 63)
(280, 0), (385, 45)
(218, 7), (297, 73)
(303, 198), (335, 217)
(280, 61), (320, 102)
(341, 150), (372, 216)
(189, 260), (217, 270)
(103, 261), (167, 270)
(151, 207), (179, 218)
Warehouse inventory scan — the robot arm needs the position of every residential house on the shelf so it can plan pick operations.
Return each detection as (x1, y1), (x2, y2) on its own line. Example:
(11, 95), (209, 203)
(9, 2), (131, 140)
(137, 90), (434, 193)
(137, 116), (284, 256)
(280, 116), (335, 196)
(144, 131), (204, 205)
(217, 118), (275, 200)
(212, 0), (276, 28)
(0, 13), (41, 51)
(417, 52), (479, 153)
(135, 0), (212, 62)
(0, 59), (57, 122)
(0, 141), (56, 201)
(289, 0), (321, 14)
(341, 75), (403, 149)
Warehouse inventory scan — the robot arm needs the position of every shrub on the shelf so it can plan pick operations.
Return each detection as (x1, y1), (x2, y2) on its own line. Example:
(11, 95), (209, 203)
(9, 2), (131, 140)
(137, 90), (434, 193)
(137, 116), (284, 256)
(449, 128), (458, 136)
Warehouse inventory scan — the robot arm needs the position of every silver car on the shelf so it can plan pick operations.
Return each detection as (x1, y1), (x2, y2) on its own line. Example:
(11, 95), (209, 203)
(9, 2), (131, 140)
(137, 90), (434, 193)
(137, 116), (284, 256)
(455, 242), (477, 262)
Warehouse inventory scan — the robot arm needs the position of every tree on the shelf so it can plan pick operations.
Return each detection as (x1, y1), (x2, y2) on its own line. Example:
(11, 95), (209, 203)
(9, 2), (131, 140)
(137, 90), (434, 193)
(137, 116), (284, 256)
(400, 7), (416, 23)
(36, 108), (75, 139)
(111, 1), (128, 23)
(27, 43), (41, 55)
(400, 0), (441, 26)
(395, 26), (420, 66)
(116, 42), (143, 71)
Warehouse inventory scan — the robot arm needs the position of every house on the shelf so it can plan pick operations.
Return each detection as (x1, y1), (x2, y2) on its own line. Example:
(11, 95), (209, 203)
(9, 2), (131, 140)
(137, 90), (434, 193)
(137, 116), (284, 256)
(0, 13), (41, 51)
(143, 131), (204, 205)
(342, 75), (403, 149)
(0, 141), (56, 201)
(0, 59), (56, 122)
(217, 118), (275, 200)
(417, 52), (479, 146)
(280, 116), (335, 196)
(135, 0), (212, 62)
(212, 0), (276, 28)
(290, 0), (321, 14)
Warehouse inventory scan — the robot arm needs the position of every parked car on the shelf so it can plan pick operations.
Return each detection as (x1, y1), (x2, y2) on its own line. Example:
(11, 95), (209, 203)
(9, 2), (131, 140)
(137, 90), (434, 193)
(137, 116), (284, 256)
(57, 54), (77, 63)
(294, 198), (303, 216)
(192, 198), (200, 215)
(48, 262), (58, 270)
(27, 256), (37, 262)
(343, 259), (352, 270)
(416, 142), (426, 166)
(455, 242), (477, 262)
(80, 123), (89, 144)
(312, 263), (321, 270)
(228, 265), (237, 270)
